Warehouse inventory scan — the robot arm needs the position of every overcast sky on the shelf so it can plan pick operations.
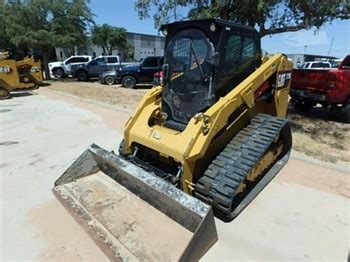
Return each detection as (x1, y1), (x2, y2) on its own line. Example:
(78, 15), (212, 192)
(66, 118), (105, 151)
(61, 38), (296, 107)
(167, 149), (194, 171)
(89, 0), (350, 59)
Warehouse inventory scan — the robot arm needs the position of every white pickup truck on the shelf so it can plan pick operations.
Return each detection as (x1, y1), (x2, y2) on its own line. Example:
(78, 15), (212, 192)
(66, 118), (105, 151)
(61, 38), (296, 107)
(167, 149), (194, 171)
(48, 55), (92, 78)
(299, 61), (332, 69)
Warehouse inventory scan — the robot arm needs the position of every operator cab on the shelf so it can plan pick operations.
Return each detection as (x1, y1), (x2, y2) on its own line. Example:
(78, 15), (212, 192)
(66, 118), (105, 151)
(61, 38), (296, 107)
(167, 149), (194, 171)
(160, 19), (261, 129)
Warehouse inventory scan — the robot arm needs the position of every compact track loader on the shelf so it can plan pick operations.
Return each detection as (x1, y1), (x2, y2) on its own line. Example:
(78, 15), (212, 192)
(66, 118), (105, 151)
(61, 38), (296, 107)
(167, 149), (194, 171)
(54, 19), (292, 260)
(0, 52), (43, 99)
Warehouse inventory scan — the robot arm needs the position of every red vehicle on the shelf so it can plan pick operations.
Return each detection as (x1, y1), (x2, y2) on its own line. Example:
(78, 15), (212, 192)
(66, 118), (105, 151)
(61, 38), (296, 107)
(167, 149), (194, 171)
(153, 70), (163, 86)
(290, 55), (350, 122)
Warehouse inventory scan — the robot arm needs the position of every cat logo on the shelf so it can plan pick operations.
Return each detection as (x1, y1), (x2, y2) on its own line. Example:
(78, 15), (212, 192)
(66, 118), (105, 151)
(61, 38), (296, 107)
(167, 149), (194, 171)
(30, 67), (41, 73)
(277, 71), (292, 89)
(0, 66), (11, 74)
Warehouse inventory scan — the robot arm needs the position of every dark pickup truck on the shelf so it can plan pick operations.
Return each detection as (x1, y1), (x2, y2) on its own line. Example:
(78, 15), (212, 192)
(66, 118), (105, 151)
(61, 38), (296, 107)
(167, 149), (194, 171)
(290, 55), (350, 122)
(99, 56), (163, 88)
(72, 55), (128, 81)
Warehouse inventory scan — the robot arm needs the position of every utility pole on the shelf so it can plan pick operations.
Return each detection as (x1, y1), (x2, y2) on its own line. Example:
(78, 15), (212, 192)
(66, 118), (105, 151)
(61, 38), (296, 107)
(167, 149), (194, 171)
(327, 37), (334, 56)
(174, 0), (177, 21)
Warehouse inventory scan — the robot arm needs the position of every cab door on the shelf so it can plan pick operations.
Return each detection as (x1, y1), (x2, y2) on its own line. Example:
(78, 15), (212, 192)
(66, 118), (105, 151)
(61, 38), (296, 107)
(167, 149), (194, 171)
(106, 57), (120, 70)
(89, 57), (107, 77)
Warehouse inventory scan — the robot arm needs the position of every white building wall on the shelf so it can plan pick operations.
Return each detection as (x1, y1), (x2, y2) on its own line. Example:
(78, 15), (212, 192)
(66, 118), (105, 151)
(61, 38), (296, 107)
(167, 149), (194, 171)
(55, 32), (165, 62)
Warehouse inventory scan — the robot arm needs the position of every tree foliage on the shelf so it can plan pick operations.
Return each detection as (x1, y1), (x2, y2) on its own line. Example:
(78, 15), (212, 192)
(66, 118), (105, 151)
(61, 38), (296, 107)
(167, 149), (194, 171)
(135, 0), (349, 36)
(1, 0), (93, 79)
(91, 24), (130, 55)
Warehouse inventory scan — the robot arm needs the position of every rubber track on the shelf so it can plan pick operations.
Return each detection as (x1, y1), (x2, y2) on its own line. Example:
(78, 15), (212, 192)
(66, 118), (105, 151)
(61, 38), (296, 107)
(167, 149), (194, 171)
(195, 113), (288, 217)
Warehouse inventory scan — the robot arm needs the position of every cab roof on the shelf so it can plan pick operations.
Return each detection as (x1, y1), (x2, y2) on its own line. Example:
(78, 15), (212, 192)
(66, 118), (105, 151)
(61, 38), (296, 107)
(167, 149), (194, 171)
(160, 18), (259, 46)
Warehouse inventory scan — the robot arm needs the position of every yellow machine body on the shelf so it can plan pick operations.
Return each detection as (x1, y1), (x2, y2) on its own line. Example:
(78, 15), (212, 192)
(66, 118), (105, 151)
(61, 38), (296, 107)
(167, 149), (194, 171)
(53, 19), (293, 260)
(123, 54), (292, 193)
(0, 53), (43, 99)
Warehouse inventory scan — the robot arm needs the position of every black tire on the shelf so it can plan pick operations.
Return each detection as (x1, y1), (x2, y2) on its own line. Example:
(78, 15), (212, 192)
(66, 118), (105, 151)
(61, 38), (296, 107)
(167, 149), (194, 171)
(76, 70), (89, 81)
(0, 87), (10, 100)
(52, 68), (65, 78)
(341, 100), (350, 123)
(121, 75), (137, 89)
(292, 99), (314, 112)
(105, 75), (115, 85)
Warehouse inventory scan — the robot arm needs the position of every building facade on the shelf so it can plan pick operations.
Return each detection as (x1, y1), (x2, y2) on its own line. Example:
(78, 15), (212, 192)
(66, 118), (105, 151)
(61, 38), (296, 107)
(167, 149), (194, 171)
(128, 32), (165, 61)
(55, 32), (165, 62)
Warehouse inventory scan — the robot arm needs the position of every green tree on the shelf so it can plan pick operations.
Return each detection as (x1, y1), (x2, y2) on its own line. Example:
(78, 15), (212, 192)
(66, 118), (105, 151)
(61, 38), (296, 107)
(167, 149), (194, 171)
(125, 46), (135, 62)
(0, 2), (13, 52)
(91, 24), (130, 55)
(135, 0), (349, 37)
(2, 0), (93, 79)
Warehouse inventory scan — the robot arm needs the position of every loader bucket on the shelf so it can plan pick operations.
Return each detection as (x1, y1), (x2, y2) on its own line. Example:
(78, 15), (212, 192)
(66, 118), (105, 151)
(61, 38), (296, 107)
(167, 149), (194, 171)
(53, 144), (218, 261)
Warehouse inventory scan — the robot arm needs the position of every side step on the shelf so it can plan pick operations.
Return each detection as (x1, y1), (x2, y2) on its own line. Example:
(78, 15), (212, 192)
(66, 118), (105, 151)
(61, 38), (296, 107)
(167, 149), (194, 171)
(53, 144), (218, 261)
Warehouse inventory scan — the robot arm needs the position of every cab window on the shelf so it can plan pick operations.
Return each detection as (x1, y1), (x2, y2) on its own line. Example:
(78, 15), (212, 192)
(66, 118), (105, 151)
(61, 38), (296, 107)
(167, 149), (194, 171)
(73, 57), (89, 63)
(65, 58), (73, 64)
(107, 57), (118, 63)
(142, 57), (158, 67)
(65, 57), (88, 64)
(223, 35), (257, 73)
(224, 35), (242, 67)
(90, 57), (105, 66)
(242, 37), (255, 63)
(341, 59), (350, 69)
(311, 62), (330, 68)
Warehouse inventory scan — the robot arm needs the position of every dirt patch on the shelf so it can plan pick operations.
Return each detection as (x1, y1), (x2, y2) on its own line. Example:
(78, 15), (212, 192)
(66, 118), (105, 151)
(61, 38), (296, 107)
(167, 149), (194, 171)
(28, 199), (108, 261)
(41, 81), (350, 164)
(44, 80), (147, 112)
(277, 158), (350, 198)
(288, 110), (350, 163)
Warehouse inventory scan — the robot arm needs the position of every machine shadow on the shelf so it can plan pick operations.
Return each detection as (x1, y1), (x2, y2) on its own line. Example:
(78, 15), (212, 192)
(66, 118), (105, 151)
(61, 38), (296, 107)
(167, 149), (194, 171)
(11, 92), (35, 98)
(287, 105), (347, 124)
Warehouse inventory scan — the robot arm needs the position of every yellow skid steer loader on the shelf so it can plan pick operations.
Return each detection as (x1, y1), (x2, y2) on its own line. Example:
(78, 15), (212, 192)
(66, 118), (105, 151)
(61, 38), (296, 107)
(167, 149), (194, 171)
(0, 52), (43, 99)
(53, 19), (292, 260)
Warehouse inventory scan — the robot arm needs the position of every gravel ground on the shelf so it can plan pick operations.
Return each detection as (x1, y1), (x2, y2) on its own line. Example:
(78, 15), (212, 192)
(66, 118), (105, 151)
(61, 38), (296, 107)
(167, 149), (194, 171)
(45, 80), (148, 112)
(288, 108), (350, 163)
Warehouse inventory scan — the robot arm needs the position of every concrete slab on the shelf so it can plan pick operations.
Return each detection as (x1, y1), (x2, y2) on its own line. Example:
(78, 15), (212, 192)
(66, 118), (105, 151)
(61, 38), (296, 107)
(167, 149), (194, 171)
(1, 90), (349, 261)
(1, 91), (120, 260)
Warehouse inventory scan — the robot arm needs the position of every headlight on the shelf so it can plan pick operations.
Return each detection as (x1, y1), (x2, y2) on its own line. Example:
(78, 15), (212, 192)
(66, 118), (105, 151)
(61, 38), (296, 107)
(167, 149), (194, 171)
(210, 23), (216, 32)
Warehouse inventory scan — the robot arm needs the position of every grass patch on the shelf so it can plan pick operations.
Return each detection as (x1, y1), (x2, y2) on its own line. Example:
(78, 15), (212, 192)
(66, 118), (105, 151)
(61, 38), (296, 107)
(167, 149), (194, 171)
(288, 111), (350, 163)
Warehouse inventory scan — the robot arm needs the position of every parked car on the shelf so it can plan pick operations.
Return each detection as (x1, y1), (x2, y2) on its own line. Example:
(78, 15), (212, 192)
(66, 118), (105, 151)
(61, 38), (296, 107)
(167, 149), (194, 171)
(99, 69), (118, 85)
(111, 56), (164, 88)
(299, 61), (332, 69)
(73, 55), (123, 81)
(290, 55), (350, 122)
(48, 55), (92, 78)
